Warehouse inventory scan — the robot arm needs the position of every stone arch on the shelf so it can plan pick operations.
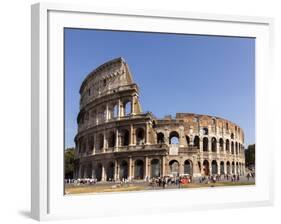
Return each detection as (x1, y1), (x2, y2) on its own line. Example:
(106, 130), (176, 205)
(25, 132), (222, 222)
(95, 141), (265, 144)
(231, 142), (234, 154)
(106, 161), (115, 181)
(231, 133), (234, 139)
(203, 137), (209, 151)
(203, 160), (210, 176)
(169, 131), (180, 144)
(211, 160), (218, 175)
(226, 161), (231, 174)
(194, 135), (200, 149)
(169, 160), (179, 175)
(220, 161), (225, 174)
(108, 131), (116, 148)
(136, 127), (145, 145)
(151, 159), (160, 177)
(134, 159), (144, 179)
(226, 139), (230, 153)
(219, 138), (224, 151)
(96, 163), (102, 181)
(97, 133), (104, 150)
(211, 137), (217, 152)
(235, 142), (238, 154)
(203, 127), (209, 135)
(123, 100), (131, 116)
(119, 160), (128, 180)
(120, 129), (130, 146)
(157, 132), (165, 144)
(184, 160), (193, 175)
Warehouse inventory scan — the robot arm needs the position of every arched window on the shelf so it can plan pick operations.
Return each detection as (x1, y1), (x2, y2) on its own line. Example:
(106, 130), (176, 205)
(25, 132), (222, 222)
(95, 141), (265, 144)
(106, 162), (115, 181)
(108, 131), (116, 148)
(203, 137), (208, 151)
(119, 161), (128, 180)
(235, 142), (238, 154)
(184, 160), (192, 175)
(203, 127), (208, 135)
(211, 137), (217, 152)
(219, 138), (224, 151)
(120, 129), (130, 146)
(203, 160), (210, 176)
(211, 160), (218, 175)
(134, 160), (144, 179)
(124, 101), (131, 116)
(136, 128), (145, 145)
(231, 141), (234, 154)
(231, 133), (234, 139)
(226, 139), (230, 152)
(194, 136), (200, 149)
(169, 131), (179, 144)
(151, 159), (160, 177)
(220, 161), (225, 174)
(113, 104), (118, 118)
(98, 133), (104, 150)
(157, 132), (165, 144)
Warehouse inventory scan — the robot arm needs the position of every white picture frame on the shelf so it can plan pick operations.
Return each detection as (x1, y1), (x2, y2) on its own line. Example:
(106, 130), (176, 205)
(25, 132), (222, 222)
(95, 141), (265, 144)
(31, 2), (274, 221)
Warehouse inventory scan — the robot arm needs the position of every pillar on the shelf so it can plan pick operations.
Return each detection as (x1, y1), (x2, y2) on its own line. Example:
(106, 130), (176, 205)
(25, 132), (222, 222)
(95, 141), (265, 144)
(217, 162), (220, 175)
(199, 138), (203, 153)
(131, 95), (135, 115)
(208, 138), (211, 152)
(145, 157), (149, 179)
(118, 99), (121, 118)
(129, 157), (132, 180)
(105, 103), (109, 122)
(103, 131), (107, 152)
(130, 124), (134, 146)
(145, 122), (150, 144)
(115, 129), (119, 151)
(161, 157), (166, 176)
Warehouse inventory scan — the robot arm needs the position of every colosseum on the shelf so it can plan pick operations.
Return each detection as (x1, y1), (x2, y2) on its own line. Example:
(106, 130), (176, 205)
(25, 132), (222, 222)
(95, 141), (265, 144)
(74, 57), (246, 181)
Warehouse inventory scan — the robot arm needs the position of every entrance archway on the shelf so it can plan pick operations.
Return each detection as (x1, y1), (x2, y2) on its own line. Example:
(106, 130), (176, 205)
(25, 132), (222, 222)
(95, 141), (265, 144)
(203, 160), (210, 176)
(169, 160), (179, 176)
(184, 160), (192, 175)
(151, 159), (160, 177)
(211, 160), (218, 175)
(134, 160), (144, 179)
(119, 160), (128, 180)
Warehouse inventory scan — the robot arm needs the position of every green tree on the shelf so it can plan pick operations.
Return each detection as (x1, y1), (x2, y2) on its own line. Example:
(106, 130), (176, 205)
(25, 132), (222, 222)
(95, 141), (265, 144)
(64, 147), (75, 179)
(245, 144), (255, 167)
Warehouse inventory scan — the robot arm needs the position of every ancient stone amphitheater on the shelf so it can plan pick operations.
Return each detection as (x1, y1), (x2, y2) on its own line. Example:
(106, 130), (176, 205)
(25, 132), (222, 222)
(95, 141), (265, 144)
(74, 57), (246, 181)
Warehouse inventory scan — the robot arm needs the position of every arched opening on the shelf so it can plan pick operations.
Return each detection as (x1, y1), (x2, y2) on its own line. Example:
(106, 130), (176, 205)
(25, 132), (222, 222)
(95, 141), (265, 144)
(231, 133), (234, 139)
(194, 136), (200, 149)
(186, 136), (190, 146)
(211, 137), (217, 152)
(108, 131), (116, 148)
(97, 133), (104, 151)
(219, 138), (224, 151)
(226, 161), (230, 174)
(203, 137), (209, 151)
(113, 104), (118, 118)
(184, 160), (193, 175)
(203, 160), (210, 176)
(120, 129), (130, 146)
(169, 160), (179, 176)
(232, 162), (235, 174)
(106, 162), (115, 181)
(231, 142), (234, 154)
(220, 161), (225, 174)
(211, 160), (218, 175)
(151, 159), (160, 177)
(203, 127), (209, 135)
(86, 164), (92, 178)
(225, 139), (230, 153)
(169, 131), (179, 144)
(235, 142), (238, 154)
(157, 132), (165, 144)
(124, 101), (131, 116)
(96, 163), (102, 181)
(134, 160), (144, 179)
(136, 128), (145, 145)
(119, 160), (128, 180)
(236, 162), (239, 174)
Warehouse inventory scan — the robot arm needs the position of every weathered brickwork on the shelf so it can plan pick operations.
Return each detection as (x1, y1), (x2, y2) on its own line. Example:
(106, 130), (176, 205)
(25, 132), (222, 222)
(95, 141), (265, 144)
(74, 57), (246, 181)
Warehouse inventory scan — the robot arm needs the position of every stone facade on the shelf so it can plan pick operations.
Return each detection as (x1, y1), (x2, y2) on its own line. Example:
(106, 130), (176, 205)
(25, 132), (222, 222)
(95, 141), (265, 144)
(74, 57), (246, 181)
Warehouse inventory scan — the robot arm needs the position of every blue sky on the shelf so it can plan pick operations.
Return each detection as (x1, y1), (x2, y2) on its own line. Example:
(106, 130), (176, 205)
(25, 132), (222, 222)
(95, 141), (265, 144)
(64, 28), (255, 148)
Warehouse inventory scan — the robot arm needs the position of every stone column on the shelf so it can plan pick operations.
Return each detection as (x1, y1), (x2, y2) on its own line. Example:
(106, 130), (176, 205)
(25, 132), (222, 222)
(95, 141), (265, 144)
(199, 138), (203, 153)
(130, 124), (134, 146)
(208, 138), (211, 152)
(145, 157), (149, 179)
(129, 157), (132, 180)
(131, 95), (135, 115)
(216, 142), (220, 153)
(78, 165), (82, 178)
(101, 165), (104, 181)
(209, 163), (212, 176)
(103, 131), (107, 152)
(224, 161), (227, 174)
(217, 162), (220, 175)
(161, 157), (166, 177)
(105, 103), (109, 122)
(114, 160), (118, 181)
(118, 99), (121, 118)
(115, 129), (119, 151)
(145, 122), (150, 145)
